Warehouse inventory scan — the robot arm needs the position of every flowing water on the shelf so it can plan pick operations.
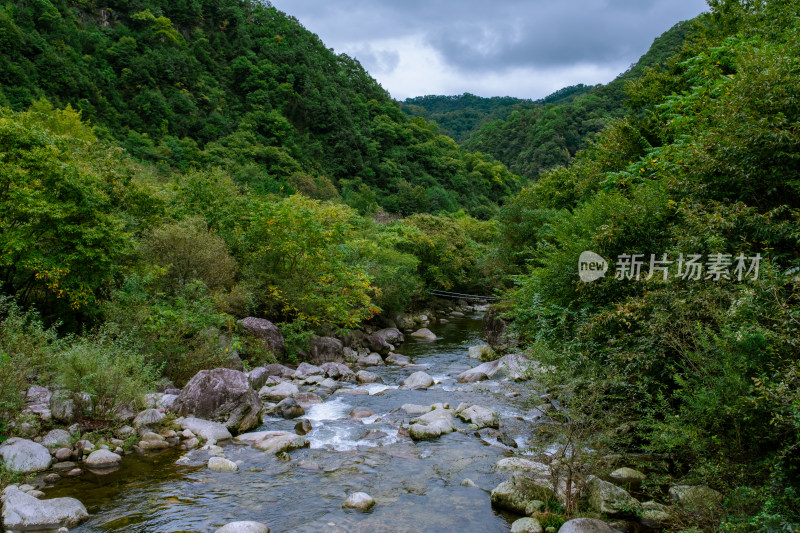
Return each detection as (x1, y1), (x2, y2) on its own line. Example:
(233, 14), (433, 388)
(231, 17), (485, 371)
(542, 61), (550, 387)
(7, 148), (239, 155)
(45, 316), (547, 532)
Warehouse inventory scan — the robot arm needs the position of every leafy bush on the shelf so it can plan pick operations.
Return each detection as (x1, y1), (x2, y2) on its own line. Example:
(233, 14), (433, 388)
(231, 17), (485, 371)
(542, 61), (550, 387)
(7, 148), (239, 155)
(142, 216), (237, 293)
(54, 331), (159, 418)
(0, 296), (60, 431)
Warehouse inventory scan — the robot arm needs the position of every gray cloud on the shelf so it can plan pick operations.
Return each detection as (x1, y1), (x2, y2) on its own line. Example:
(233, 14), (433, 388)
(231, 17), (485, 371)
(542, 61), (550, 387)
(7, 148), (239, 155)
(270, 0), (708, 98)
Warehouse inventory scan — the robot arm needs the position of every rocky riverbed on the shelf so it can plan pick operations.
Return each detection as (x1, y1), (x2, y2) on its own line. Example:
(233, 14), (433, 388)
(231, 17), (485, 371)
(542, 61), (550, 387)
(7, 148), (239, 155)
(1, 314), (720, 532)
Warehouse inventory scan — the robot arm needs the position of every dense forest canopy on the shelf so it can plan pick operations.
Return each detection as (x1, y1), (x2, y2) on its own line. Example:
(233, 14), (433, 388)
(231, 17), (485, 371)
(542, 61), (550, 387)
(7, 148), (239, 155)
(0, 0), (519, 217)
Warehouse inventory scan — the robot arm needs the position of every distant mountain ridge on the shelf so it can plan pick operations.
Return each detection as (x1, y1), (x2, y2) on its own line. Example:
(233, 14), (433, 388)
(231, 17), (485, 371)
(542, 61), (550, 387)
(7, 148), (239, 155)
(403, 19), (696, 180)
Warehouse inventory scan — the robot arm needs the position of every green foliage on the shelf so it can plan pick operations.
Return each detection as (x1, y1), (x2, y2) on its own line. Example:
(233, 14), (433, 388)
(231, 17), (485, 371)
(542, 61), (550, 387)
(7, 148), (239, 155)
(245, 195), (380, 329)
(142, 217), (237, 293)
(102, 277), (240, 386)
(502, 4), (800, 528)
(54, 331), (160, 418)
(401, 93), (540, 142)
(0, 104), (132, 317)
(0, 0), (519, 217)
(0, 295), (60, 431)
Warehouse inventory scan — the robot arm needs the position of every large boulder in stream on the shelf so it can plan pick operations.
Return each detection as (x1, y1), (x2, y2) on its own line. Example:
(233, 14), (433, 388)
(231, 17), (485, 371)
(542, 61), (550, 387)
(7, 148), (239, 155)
(374, 327), (404, 345)
(2, 485), (88, 531)
(173, 369), (262, 434)
(402, 371), (435, 390)
(456, 404), (499, 429)
(458, 353), (533, 382)
(409, 328), (437, 341)
(235, 431), (309, 454)
(238, 317), (285, 356)
(409, 408), (456, 440)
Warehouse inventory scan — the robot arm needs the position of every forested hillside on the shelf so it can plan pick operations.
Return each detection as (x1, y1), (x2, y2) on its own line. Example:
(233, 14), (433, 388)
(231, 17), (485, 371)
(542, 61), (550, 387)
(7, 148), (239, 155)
(498, 1), (800, 529)
(401, 86), (593, 143)
(401, 93), (541, 143)
(0, 0), (518, 216)
(463, 19), (695, 180)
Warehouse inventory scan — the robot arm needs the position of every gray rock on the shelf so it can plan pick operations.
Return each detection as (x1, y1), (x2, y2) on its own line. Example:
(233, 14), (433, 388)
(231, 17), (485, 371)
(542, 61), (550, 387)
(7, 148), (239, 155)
(293, 362), (322, 379)
(238, 317), (285, 356)
(557, 518), (620, 533)
(248, 364), (294, 389)
(320, 362), (355, 381)
(357, 353), (384, 367)
(235, 431), (309, 454)
(173, 368), (263, 433)
(468, 344), (493, 360)
(1, 486), (88, 530)
(458, 353), (534, 382)
(137, 432), (170, 450)
(360, 429), (387, 441)
(609, 467), (646, 487)
(42, 429), (72, 449)
(112, 402), (136, 422)
(364, 334), (391, 355)
(409, 328), (437, 340)
(342, 492), (375, 511)
(272, 398), (305, 419)
(294, 419), (312, 435)
(179, 417), (233, 444)
(385, 353), (411, 366)
(456, 405), (499, 429)
(460, 478), (478, 488)
(668, 484), (723, 510)
(294, 393), (322, 409)
(208, 457), (239, 472)
(640, 500), (672, 528)
(490, 473), (555, 515)
(133, 408), (165, 428)
(402, 371), (434, 390)
(375, 328), (404, 345)
(495, 458), (550, 477)
(306, 336), (344, 365)
(259, 381), (299, 402)
(215, 521), (270, 533)
(0, 438), (52, 473)
(511, 517), (544, 533)
(401, 404), (432, 416)
(84, 449), (122, 469)
(409, 408), (456, 440)
(54, 448), (72, 461)
(587, 476), (642, 517)
(144, 393), (178, 411)
(349, 407), (376, 420)
(49, 392), (76, 424)
(483, 307), (510, 350)
(114, 426), (135, 439)
(356, 370), (383, 384)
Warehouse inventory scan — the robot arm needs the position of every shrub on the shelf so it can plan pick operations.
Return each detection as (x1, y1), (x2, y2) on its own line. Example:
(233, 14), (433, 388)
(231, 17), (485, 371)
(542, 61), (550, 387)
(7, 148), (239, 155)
(142, 216), (237, 293)
(54, 331), (159, 418)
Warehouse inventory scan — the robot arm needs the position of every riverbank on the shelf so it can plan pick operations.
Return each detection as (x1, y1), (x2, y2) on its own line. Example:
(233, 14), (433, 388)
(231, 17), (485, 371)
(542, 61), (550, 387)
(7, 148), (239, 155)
(1, 313), (728, 533)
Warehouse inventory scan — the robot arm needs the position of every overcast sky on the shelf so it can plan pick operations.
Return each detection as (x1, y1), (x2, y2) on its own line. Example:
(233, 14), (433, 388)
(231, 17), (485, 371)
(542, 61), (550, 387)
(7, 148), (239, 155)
(269, 0), (709, 101)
